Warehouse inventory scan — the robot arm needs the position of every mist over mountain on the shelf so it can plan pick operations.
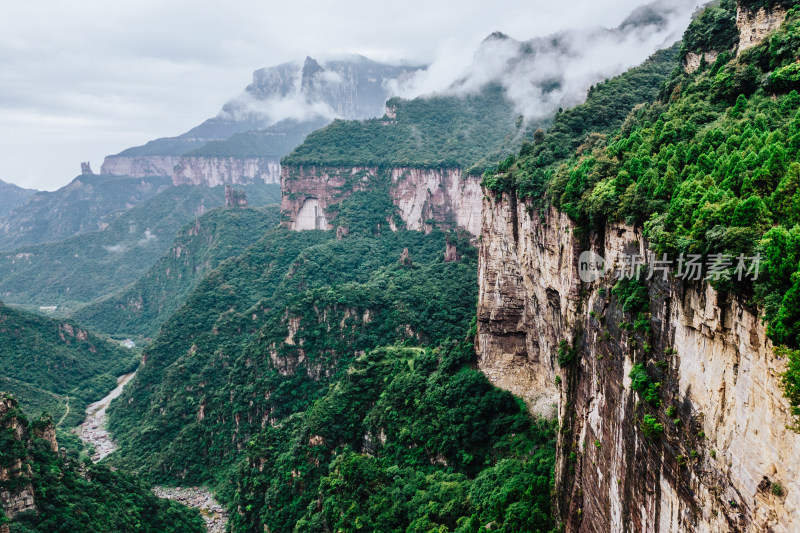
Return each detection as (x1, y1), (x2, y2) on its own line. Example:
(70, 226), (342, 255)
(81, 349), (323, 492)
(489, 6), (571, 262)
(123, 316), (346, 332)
(393, 0), (699, 120)
(108, 56), (424, 160)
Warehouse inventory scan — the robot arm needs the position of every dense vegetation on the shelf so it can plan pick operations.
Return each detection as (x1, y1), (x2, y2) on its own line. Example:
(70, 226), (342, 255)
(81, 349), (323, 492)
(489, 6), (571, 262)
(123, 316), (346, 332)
(233, 341), (556, 532)
(0, 301), (137, 431)
(680, 0), (739, 56)
(0, 175), (171, 250)
(0, 396), (204, 532)
(283, 85), (529, 174)
(0, 184), (280, 311)
(74, 205), (281, 339)
(491, 2), (800, 425)
(103, 184), (495, 523)
(482, 42), (680, 197)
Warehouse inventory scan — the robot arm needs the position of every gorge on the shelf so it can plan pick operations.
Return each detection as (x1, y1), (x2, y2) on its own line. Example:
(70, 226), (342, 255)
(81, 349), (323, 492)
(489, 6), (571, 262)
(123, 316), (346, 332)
(3, 0), (800, 531)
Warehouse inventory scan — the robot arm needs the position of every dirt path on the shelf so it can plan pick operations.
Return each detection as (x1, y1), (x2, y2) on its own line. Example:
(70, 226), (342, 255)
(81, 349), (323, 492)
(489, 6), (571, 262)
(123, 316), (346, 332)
(56, 395), (69, 427)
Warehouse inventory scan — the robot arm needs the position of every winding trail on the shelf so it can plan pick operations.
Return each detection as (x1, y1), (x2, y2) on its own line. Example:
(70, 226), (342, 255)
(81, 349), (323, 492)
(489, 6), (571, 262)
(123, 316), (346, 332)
(56, 395), (69, 428)
(73, 370), (228, 532)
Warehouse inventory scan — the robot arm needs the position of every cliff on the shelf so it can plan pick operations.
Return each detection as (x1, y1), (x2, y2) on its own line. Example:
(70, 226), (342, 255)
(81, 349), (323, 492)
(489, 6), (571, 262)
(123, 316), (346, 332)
(737, 3), (788, 53)
(100, 155), (181, 178)
(281, 165), (482, 235)
(477, 193), (800, 532)
(173, 156), (280, 186)
(0, 396), (57, 520)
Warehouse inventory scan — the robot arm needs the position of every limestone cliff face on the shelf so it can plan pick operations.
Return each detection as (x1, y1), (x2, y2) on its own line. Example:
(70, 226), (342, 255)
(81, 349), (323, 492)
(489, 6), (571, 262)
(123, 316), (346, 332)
(281, 165), (482, 235)
(683, 51), (720, 74)
(0, 396), (58, 520)
(737, 3), (788, 54)
(172, 156), (280, 186)
(477, 191), (800, 532)
(100, 155), (180, 178)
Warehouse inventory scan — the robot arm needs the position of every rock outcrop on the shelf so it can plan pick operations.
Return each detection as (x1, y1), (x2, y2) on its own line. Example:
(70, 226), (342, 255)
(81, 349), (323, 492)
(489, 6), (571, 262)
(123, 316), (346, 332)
(0, 396), (58, 520)
(476, 190), (800, 532)
(281, 165), (482, 235)
(173, 156), (280, 186)
(100, 155), (180, 178)
(737, 3), (788, 53)
(683, 51), (719, 73)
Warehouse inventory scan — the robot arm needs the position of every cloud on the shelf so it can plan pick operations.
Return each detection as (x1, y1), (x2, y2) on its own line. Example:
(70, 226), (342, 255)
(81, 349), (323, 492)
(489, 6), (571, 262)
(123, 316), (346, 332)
(0, 0), (702, 190)
(393, 0), (701, 121)
(103, 243), (127, 254)
(137, 229), (157, 246)
(103, 229), (157, 253)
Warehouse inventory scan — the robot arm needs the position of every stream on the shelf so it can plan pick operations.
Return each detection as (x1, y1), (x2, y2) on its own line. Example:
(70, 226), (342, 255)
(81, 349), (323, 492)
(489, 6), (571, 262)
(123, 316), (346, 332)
(74, 370), (228, 533)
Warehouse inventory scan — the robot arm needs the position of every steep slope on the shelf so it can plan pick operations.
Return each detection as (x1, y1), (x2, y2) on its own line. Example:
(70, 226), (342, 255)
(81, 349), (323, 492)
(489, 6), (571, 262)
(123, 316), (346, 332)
(232, 341), (557, 533)
(0, 184), (280, 311)
(73, 205), (281, 339)
(478, 1), (800, 530)
(0, 174), (171, 250)
(0, 180), (36, 218)
(105, 191), (478, 487)
(0, 301), (137, 431)
(101, 56), (423, 185)
(0, 396), (204, 531)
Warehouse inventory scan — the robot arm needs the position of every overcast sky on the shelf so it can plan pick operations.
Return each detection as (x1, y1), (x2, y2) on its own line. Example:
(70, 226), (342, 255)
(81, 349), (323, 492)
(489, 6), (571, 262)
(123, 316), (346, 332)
(0, 0), (702, 191)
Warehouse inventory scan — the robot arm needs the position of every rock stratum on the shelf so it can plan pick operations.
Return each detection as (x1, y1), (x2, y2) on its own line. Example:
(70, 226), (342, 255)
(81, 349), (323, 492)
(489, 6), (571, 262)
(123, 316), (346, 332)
(281, 165), (483, 235)
(477, 191), (799, 532)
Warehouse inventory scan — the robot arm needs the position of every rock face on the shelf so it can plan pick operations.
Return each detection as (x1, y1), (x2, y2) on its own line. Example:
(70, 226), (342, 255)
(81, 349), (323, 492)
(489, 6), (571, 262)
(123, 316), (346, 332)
(224, 186), (247, 207)
(737, 3), (788, 53)
(100, 155), (181, 178)
(173, 156), (280, 186)
(476, 190), (800, 532)
(281, 165), (483, 235)
(0, 396), (51, 519)
(683, 51), (719, 73)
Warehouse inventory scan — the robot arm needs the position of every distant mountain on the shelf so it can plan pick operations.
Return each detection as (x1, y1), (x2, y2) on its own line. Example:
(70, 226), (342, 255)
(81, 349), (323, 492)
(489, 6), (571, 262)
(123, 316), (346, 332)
(74, 205), (281, 339)
(101, 55), (425, 181)
(0, 184), (280, 311)
(0, 174), (172, 250)
(284, 5), (690, 174)
(0, 179), (37, 217)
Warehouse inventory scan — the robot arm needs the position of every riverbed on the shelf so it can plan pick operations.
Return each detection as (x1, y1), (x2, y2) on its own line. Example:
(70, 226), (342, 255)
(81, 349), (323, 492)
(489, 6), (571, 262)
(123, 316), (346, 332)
(74, 370), (136, 461)
(74, 370), (229, 532)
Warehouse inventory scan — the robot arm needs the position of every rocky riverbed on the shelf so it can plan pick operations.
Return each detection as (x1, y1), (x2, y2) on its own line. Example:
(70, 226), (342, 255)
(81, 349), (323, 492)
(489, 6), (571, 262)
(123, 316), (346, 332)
(74, 371), (136, 461)
(74, 370), (229, 532)
(152, 486), (228, 533)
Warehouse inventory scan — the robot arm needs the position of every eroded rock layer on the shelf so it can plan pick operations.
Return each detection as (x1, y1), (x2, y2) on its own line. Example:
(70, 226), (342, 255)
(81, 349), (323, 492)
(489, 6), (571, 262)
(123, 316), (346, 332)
(477, 190), (800, 532)
(281, 165), (482, 235)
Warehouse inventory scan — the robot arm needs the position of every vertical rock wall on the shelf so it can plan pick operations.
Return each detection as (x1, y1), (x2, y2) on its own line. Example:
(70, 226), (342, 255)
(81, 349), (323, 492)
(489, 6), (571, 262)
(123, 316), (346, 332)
(476, 191), (800, 532)
(280, 165), (483, 235)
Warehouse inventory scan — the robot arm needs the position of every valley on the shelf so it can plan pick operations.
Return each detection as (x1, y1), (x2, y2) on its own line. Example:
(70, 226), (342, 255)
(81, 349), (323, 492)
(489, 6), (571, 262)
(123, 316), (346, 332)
(2, 0), (800, 531)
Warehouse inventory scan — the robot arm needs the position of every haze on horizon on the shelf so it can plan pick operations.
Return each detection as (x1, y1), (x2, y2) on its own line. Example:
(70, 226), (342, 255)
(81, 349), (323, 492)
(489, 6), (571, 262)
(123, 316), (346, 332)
(0, 0), (702, 191)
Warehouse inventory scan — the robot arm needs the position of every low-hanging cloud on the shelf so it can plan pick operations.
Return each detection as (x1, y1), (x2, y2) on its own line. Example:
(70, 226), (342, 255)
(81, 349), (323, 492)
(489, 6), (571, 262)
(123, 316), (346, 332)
(390, 0), (702, 121)
(103, 229), (158, 254)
